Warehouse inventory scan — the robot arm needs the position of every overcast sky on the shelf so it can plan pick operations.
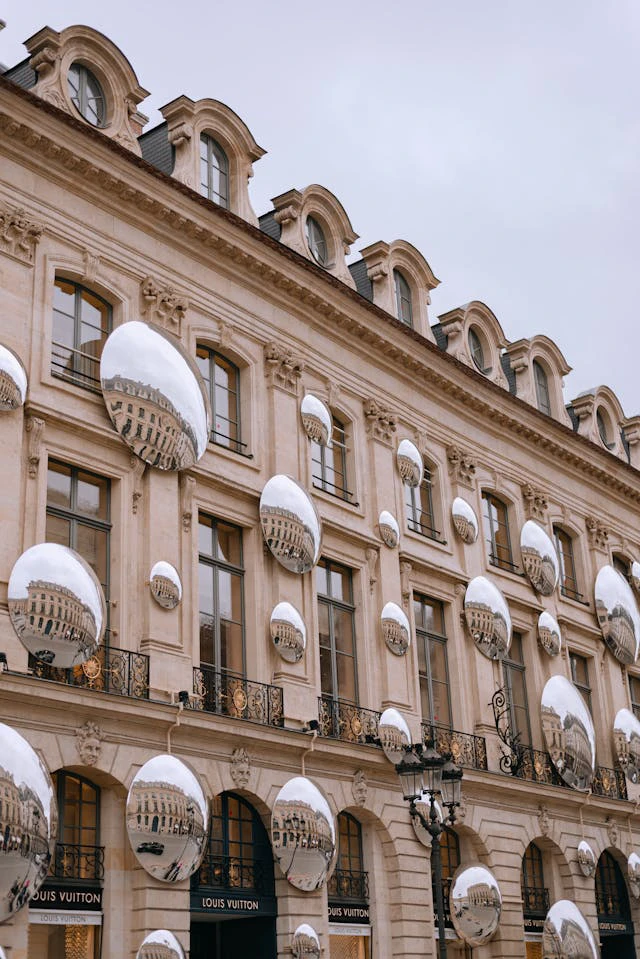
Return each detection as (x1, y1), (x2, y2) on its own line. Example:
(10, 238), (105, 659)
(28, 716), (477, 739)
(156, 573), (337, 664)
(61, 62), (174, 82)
(3, 2), (639, 414)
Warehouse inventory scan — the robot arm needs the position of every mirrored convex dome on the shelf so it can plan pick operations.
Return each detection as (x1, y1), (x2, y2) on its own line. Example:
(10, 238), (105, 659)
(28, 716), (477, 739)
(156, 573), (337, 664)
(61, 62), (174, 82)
(378, 708), (411, 766)
(613, 708), (640, 784)
(100, 321), (211, 471)
(270, 602), (306, 663)
(542, 900), (599, 958)
(149, 561), (182, 610)
(520, 520), (559, 595)
(538, 611), (562, 657)
(300, 394), (332, 446)
(450, 863), (502, 946)
(378, 510), (400, 549)
(271, 776), (335, 892)
(8, 543), (106, 668)
(0, 343), (27, 411)
(126, 754), (208, 883)
(451, 497), (478, 544)
(0, 722), (57, 923)
(595, 564), (640, 665)
(136, 930), (185, 959)
(464, 576), (512, 660)
(541, 676), (595, 791)
(629, 853), (640, 896)
(260, 475), (322, 574)
(291, 924), (321, 959)
(396, 439), (423, 487)
(577, 840), (596, 878)
(381, 602), (411, 656)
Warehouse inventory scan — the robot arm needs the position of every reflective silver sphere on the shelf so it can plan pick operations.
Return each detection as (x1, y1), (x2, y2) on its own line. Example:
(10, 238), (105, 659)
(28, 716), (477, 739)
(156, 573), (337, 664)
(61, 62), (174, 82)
(260, 475), (322, 574)
(300, 394), (332, 446)
(541, 676), (595, 791)
(381, 602), (411, 656)
(378, 708), (411, 766)
(0, 722), (57, 922)
(136, 930), (185, 959)
(577, 840), (596, 878)
(631, 560), (640, 594)
(0, 344), (27, 411)
(270, 602), (306, 663)
(126, 754), (208, 883)
(271, 777), (335, 891)
(291, 923), (321, 959)
(397, 439), (423, 488)
(629, 853), (640, 898)
(451, 497), (478, 544)
(464, 576), (512, 660)
(378, 510), (400, 549)
(8, 543), (106, 668)
(595, 565), (640, 665)
(520, 521), (559, 595)
(149, 562), (182, 610)
(411, 793), (443, 847)
(538, 611), (562, 657)
(613, 708), (640, 784)
(100, 321), (211, 471)
(450, 863), (502, 946)
(542, 900), (599, 958)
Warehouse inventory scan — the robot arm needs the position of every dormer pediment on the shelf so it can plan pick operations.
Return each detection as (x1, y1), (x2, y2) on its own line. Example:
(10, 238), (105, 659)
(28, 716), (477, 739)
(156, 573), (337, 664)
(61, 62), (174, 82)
(504, 334), (572, 425)
(358, 239), (440, 338)
(570, 384), (627, 460)
(437, 301), (508, 388)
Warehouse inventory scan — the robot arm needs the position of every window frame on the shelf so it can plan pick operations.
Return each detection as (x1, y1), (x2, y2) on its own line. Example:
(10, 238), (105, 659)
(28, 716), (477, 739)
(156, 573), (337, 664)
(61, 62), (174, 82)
(195, 345), (244, 454)
(393, 269), (413, 327)
(532, 359), (552, 416)
(317, 558), (358, 705)
(482, 491), (515, 572)
(629, 674), (640, 721)
(468, 326), (490, 374)
(502, 633), (532, 747)
(51, 278), (112, 393)
(67, 62), (106, 127)
(199, 133), (229, 208)
(311, 414), (354, 503)
(414, 594), (452, 730)
(553, 525), (582, 601)
(569, 651), (592, 713)
(405, 466), (440, 540)
(305, 215), (329, 266)
(521, 842), (548, 917)
(198, 514), (246, 678)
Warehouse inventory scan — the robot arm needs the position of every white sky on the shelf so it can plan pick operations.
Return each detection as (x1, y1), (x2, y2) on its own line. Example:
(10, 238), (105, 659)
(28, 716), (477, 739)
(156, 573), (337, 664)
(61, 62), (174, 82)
(2, 1), (639, 413)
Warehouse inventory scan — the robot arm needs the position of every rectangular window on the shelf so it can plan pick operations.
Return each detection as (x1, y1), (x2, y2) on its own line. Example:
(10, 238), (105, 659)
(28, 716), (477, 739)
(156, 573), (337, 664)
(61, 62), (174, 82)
(553, 527), (581, 600)
(630, 675), (640, 721)
(195, 346), (244, 452)
(405, 468), (438, 539)
(414, 595), (451, 729)
(482, 492), (514, 570)
(198, 515), (245, 676)
(570, 652), (592, 713)
(317, 559), (357, 703)
(502, 633), (531, 746)
(51, 279), (111, 392)
(312, 417), (353, 502)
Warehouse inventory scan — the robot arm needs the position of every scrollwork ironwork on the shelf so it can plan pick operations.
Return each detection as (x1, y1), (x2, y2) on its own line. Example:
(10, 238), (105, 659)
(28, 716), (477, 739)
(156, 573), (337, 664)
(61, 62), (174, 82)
(317, 697), (380, 744)
(193, 667), (284, 728)
(30, 642), (149, 700)
(421, 723), (488, 771)
(490, 686), (524, 775)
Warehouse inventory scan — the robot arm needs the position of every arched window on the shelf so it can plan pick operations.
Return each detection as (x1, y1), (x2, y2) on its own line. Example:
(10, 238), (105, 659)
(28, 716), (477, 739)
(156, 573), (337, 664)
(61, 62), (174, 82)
(553, 526), (581, 601)
(393, 269), (413, 327)
(596, 851), (631, 925)
(67, 63), (105, 126)
(200, 134), (229, 208)
(305, 216), (328, 266)
(195, 346), (243, 452)
(596, 407), (615, 450)
(53, 771), (103, 881)
(52, 278), (112, 392)
(468, 327), (488, 373)
(311, 414), (353, 502)
(533, 360), (552, 416)
(521, 842), (549, 918)
(328, 812), (368, 903)
(431, 827), (460, 926)
(405, 466), (438, 539)
(481, 492), (513, 570)
(195, 792), (274, 895)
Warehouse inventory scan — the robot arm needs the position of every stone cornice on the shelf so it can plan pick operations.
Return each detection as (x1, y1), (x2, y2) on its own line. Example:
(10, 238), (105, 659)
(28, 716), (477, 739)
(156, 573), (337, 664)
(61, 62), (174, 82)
(3, 77), (640, 505)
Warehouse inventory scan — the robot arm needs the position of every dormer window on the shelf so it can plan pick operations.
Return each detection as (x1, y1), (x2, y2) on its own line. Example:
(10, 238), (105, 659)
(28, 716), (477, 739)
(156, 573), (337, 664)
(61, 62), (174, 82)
(469, 327), (489, 373)
(200, 134), (229, 208)
(393, 269), (413, 327)
(68, 63), (105, 127)
(596, 407), (614, 449)
(533, 360), (551, 416)
(306, 216), (328, 267)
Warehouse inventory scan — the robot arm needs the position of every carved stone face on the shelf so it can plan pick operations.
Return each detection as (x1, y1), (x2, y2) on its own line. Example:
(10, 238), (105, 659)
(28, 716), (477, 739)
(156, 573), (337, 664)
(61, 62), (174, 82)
(80, 736), (101, 766)
(231, 748), (250, 787)
(352, 771), (367, 806)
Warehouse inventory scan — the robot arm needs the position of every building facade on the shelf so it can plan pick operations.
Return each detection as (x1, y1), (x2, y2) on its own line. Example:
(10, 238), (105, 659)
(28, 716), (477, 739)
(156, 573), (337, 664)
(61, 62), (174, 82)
(1, 21), (640, 959)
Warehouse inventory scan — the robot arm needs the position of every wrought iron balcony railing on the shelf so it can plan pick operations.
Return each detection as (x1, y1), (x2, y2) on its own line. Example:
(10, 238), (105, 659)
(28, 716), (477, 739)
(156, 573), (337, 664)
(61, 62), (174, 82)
(327, 869), (369, 903)
(513, 746), (566, 787)
(193, 666), (284, 728)
(193, 853), (274, 895)
(522, 884), (550, 917)
(51, 843), (104, 882)
(421, 723), (488, 771)
(593, 765), (628, 801)
(29, 643), (149, 700)
(318, 697), (380, 745)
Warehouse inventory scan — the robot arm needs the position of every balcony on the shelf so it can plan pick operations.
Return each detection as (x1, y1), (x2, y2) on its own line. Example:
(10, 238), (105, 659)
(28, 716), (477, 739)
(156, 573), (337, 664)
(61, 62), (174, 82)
(512, 746), (566, 787)
(51, 843), (104, 882)
(29, 643), (149, 700)
(327, 869), (369, 903)
(593, 765), (628, 801)
(421, 723), (488, 771)
(522, 884), (550, 917)
(193, 853), (274, 896)
(318, 697), (380, 745)
(193, 666), (284, 728)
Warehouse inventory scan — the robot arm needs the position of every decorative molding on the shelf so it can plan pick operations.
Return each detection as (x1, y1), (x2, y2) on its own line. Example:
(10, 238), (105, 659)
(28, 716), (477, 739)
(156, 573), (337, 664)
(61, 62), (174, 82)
(180, 475), (196, 532)
(400, 561), (412, 610)
(456, 792), (467, 822)
(522, 483), (548, 521)
(26, 415), (45, 478)
(447, 445), (476, 486)
(130, 455), (145, 514)
(0, 204), (43, 264)
(230, 747), (251, 789)
(263, 341), (304, 394)
(167, 122), (192, 148)
(326, 378), (341, 411)
(75, 720), (102, 766)
(273, 203), (301, 226)
(606, 816), (619, 849)
(363, 398), (397, 445)
(538, 803), (550, 837)
(82, 249), (100, 283)
(140, 275), (188, 334)
(217, 320), (232, 350)
(413, 428), (429, 457)
(351, 770), (367, 807)
(365, 546), (379, 594)
(586, 515), (610, 551)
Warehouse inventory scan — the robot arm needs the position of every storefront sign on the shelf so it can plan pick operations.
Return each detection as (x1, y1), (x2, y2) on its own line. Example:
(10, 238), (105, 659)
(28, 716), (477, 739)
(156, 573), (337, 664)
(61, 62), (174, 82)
(30, 885), (103, 911)
(190, 891), (277, 917)
(599, 919), (634, 935)
(328, 903), (370, 924)
(524, 917), (545, 932)
(30, 911), (102, 926)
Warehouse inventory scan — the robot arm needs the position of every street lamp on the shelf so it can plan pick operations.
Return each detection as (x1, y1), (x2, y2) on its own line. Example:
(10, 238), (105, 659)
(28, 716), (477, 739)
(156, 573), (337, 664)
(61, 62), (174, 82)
(395, 744), (463, 959)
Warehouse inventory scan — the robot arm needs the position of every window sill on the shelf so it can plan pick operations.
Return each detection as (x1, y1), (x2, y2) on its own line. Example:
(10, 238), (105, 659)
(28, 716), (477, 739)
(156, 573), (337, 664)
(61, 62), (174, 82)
(209, 437), (253, 459)
(488, 558), (525, 578)
(559, 589), (590, 608)
(312, 483), (361, 511)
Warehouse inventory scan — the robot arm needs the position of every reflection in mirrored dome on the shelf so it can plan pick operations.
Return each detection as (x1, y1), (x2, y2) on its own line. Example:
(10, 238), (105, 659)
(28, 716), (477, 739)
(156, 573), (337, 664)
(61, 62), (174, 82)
(291, 923), (321, 959)
(613, 708), (640, 784)
(629, 853), (640, 897)
(381, 602), (411, 656)
(8, 543), (106, 668)
(595, 565), (640, 665)
(379, 510), (400, 549)
(0, 722), (57, 922)
(411, 794), (443, 847)
(631, 561), (640, 594)
(136, 930), (185, 959)
(538, 611), (562, 657)
(520, 521), (559, 595)
(126, 754), (208, 883)
(300, 395), (332, 446)
(149, 562), (182, 610)
(271, 777), (335, 892)
(451, 497), (479, 544)
(577, 840), (596, 878)
(542, 900), (599, 958)
(378, 708), (411, 766)
(0, 947), (6, 959)
(260, 476), (322, 574)
(0, 344), (27, 411)
(270, 602), (306, 663)
(464, 576), (512, 660)
(397, 439), (423, 488)
(100, 321), (210, 471)
(541, 676), (595, 791)
(450, 863), (502, 946)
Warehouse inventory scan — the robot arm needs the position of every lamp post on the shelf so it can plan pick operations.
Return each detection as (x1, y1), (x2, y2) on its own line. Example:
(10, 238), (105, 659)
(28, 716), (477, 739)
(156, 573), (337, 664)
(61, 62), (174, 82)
(395, 745), (463, 959)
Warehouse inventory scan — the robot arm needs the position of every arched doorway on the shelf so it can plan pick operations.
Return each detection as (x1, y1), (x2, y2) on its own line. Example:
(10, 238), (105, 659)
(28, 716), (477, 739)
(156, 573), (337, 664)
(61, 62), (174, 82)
(328, 812), (371, 958)
(190, 792), (276, 959)
(596, 850), (635, 958)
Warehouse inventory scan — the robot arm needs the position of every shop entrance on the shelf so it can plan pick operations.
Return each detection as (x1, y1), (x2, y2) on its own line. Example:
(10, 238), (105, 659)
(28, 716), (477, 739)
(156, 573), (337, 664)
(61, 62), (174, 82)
(597, 851), (635, 959)
(191, 917), (276, 958)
